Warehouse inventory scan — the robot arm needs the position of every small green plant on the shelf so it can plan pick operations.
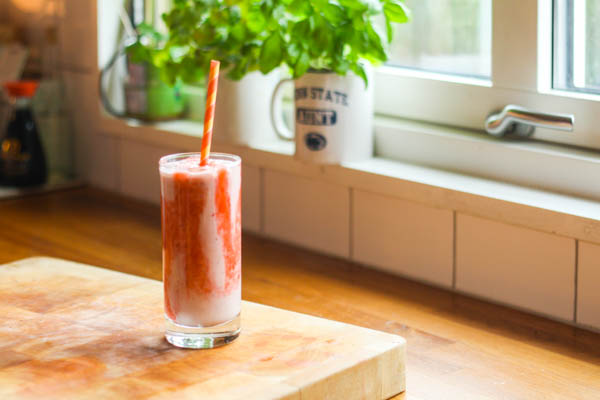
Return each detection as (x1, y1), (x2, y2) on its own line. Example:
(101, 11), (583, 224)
(125, 23), (188, 84)
(278, 0), (411, 84)
(125, 23), (165, 66)
(131, 0), (410, 86)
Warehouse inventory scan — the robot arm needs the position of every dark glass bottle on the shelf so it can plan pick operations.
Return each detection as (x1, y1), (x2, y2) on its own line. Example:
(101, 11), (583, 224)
(0, 82), (47, 186)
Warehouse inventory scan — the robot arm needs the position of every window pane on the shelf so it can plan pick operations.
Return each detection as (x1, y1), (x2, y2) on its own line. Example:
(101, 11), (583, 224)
(553, 0), (600, 94)
(386, 0), (492, 79)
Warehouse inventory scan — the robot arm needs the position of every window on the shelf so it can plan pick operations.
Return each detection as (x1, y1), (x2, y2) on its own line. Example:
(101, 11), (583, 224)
(376, 0), (600, 151)
(553, 0), (600, 95)
(388, 0), (492, 79)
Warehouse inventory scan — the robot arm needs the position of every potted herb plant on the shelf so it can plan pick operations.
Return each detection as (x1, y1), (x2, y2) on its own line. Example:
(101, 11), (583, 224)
(99, 23), (185, 122)
(144, 0), (410, 157)
(159, 0), (286, 146)
(268, 0), (411, 163)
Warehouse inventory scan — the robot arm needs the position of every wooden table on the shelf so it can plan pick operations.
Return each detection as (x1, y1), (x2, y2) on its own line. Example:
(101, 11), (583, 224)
(1, 188), (599, 399)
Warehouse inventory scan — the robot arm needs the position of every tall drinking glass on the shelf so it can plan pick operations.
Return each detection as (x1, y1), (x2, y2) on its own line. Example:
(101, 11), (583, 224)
(159, 152), (242, 348)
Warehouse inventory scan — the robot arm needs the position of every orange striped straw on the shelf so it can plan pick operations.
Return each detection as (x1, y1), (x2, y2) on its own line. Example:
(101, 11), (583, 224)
(200, 60), (220, 166)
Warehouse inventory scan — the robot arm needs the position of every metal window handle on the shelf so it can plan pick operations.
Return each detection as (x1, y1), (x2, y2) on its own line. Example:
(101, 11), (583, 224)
(485, 105), (574, 138)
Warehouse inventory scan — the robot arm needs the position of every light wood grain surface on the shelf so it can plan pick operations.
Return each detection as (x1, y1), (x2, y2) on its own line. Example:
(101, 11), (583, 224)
(0, 257), (405, 399)
(1, 188), (599, 399)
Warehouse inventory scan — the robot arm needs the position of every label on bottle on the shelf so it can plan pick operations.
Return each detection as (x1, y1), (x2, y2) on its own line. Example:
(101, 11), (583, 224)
(1, 138), (31, 176)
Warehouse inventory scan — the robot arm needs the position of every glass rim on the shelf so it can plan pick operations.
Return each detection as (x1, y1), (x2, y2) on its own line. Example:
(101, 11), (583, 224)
(159, 152), (241, 167)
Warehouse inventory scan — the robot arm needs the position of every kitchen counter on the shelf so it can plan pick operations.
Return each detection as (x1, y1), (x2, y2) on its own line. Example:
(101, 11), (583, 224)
(1, 187), (599, 399)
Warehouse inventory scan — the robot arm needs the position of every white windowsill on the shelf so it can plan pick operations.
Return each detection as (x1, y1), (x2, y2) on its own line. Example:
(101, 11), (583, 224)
(99, 114), (600, 245)
(374, 116), (600, 201)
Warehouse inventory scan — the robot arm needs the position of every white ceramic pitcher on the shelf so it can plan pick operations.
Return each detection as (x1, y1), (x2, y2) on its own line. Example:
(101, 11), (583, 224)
(214, 70), (281, 147)
(271, 68), (374, 164)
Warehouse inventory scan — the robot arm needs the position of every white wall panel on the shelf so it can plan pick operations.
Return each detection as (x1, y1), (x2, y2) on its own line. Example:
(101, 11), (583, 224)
(264, 170), (349, 258)
(242, 165), (261, 233)
(456, 214), (575, 321)
(119, 140), (179, 205)
(353, 190), (454, 287)
(577, 241), (600, 330)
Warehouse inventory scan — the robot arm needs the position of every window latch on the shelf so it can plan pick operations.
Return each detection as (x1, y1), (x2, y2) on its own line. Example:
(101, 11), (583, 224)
(485, 105), (574, 138)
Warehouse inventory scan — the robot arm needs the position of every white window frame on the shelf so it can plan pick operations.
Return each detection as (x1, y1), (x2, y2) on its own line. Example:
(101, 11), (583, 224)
(374, 0), (600, 151)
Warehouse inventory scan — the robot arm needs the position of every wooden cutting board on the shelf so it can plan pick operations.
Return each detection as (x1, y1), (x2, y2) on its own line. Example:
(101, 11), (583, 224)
(0, 257), (406, 399)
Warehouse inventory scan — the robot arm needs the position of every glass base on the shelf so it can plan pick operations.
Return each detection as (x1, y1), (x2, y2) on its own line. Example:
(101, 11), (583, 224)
(165, 314), (240, 349)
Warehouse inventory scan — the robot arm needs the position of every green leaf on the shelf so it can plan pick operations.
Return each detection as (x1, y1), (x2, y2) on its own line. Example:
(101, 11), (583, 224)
(288, 0), (312, 17)
(230, 23), (245, 40)
(292, 19), (311, 39)
(259, 33), (283, 73)
(136, 22), (165, 42)
(126, 42), (150, 64)
(247, 9), (267, 33)
(308, 14), (317, 30)
(365, 23), (387, 61)
(214, 26), (229, 41)
(309, 0), (328, 12)
(294, 50), (310, 78)
(321, 4), (345, 24)
(229, 4), (242, 21)
(351, 62), (368, 87)
(332, 57), (350, 75)
(385, 17), (393, 42)
(312, 24), (330, 53)
(338, 0), (367, 11)
(229, 57), (249, 80)
(383, 1), (410, 23)
(287, 42), (301, 60)
(151, 48), (170, 66)
(352, 15), (366, 30)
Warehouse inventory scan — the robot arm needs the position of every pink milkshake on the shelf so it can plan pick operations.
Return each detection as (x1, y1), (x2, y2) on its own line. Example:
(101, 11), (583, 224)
(159, 152), (241, 348)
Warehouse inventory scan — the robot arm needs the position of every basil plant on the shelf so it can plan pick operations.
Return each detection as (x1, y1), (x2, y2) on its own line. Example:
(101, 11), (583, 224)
(133, 0), (410, 86)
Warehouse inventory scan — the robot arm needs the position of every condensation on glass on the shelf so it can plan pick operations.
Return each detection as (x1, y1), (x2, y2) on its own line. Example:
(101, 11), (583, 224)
(386, 0), (492, 79)
(553, 0), (600, 94)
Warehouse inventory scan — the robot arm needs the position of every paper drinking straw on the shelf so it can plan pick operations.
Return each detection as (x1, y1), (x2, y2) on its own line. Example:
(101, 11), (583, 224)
(200, 60), (220, 166)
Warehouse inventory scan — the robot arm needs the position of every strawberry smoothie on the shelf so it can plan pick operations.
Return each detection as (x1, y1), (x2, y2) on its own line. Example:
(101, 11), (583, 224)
(159, 153), (241, 335)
